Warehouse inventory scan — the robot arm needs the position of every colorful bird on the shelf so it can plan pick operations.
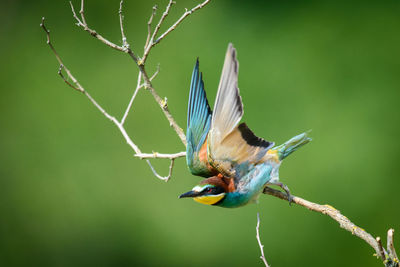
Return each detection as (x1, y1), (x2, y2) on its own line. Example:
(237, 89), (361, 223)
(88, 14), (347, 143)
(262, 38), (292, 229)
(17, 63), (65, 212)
(179, 43), (311, 208)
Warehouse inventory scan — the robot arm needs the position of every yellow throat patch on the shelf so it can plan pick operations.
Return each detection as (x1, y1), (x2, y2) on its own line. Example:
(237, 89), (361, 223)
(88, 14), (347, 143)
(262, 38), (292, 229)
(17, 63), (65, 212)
(194, 193), (225, 205)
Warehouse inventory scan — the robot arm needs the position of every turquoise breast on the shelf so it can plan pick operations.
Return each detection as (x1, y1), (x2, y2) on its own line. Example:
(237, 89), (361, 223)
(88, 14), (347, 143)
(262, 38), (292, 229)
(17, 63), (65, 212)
(215, 164), (273, 208)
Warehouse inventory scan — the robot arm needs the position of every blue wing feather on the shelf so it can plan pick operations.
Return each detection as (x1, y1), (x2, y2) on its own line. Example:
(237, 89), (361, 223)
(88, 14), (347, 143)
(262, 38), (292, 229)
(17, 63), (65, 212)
(186, 59), (214, 177)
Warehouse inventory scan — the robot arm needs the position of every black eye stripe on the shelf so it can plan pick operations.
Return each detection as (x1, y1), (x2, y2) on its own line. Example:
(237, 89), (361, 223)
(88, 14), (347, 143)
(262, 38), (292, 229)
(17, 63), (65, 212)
(203, 186), (224, 195)
(201, 187), (214, 194)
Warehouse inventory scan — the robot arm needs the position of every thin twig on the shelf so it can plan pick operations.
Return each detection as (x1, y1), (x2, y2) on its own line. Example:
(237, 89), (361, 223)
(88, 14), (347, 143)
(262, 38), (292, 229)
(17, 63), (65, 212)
(41, 17), (116, 123)
(146, 158), (175, 182)
(58, 65), (80, 91)
(150, 64), (160, 81)
(114, 121), (141, 154)
(145, 5), (158, 50)
(152, 0), (175, 42)
(119, 0), (128, 48)
(141, 0), (210, 64)
(142, 0), (175, 63)
(146, 85), (187, 145)
(41, 18), (84, 94)
(155, 0), (210, 44)
(256, 213), (270, 267)
(135, 151), (186, 159)
(69, 1), (139, 61)
(70, 2), (83, 25)
(85, 91), (118, 123)
(121, 72), (142, 125)
(79, 0), (87, 26)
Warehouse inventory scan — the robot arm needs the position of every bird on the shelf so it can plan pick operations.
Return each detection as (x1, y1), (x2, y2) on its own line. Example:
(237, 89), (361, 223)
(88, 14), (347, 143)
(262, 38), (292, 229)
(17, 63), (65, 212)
(179, 43), (311, 208)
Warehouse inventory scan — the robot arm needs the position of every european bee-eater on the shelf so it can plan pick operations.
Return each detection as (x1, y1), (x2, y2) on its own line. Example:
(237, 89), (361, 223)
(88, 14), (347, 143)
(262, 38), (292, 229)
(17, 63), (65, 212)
(179, 43), (311, 208)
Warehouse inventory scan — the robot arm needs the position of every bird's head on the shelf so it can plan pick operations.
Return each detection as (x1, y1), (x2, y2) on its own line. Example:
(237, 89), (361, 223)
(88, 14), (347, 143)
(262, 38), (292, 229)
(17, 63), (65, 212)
(179, 178), (227, 205)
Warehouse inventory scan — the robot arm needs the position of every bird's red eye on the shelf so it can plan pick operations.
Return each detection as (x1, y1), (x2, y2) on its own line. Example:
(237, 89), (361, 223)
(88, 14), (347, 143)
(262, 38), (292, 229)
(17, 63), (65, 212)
(206, 187), (213, 193)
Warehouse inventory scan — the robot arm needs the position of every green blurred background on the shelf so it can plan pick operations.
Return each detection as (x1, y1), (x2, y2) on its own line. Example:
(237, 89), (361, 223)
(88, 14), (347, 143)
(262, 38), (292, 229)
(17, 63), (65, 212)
(1, 0), (399, 266)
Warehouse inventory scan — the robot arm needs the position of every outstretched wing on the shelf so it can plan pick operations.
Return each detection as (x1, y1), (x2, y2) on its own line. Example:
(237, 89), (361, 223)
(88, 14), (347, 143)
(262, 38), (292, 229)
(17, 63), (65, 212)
(186, 59), (217, 177)
(208, 44), (274, 179)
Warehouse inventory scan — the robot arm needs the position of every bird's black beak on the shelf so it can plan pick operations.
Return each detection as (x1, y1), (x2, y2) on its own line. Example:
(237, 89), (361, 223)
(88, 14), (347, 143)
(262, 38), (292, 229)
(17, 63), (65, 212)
(179, 190), (201, 199)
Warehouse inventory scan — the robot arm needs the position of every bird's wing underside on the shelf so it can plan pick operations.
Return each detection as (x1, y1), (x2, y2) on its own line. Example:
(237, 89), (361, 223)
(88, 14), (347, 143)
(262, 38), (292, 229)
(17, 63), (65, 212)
(208, 44), (274, 179)
(186, 59), (217, 177)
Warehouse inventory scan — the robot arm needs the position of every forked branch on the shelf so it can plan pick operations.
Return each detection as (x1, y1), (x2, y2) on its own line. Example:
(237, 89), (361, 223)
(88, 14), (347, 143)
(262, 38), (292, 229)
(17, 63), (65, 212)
(68, 0), (210, 145)
(41, 0), (210, 181)
(141, 0), (211, 63)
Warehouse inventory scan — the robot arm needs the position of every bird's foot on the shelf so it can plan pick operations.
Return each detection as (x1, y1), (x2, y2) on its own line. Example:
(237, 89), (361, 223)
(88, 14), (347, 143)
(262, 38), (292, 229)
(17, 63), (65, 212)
(276, 182), (294, 206)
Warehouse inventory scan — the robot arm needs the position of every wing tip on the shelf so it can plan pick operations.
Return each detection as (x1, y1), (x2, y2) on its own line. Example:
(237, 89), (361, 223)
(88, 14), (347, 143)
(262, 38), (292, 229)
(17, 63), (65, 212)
(227, 43), (238, 74)
(211, 42), (244, 139)
(187, 56), (212, 136)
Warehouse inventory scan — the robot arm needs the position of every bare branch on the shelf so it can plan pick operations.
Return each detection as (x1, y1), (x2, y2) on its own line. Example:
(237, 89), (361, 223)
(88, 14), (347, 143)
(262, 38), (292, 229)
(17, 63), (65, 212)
(135, 151), (186, 159)
(145, 5), (158, 50)
(155, 0), (210, 44)
(150, 64), (160, 81)
(256, 213), (270, 267)
(124, 2), (187, 145)
(146, 85), (187, 145)
(41, 17), (118, 124)
(45, 0), (197, 180)
(79, 0), (87, 26)
(41, 18), (84, 94)
(58, 65), (81, 92)
(135, 64), (187, 145)
(121, 72), (142, 126)
(69, 0), (139, 61)
(152, 0), (175, 42)
(119, 0), (128, 48)
(146, 159), (175, 182)
(142, 0), (175, 63)
(68, 1), (188, 146)
(263, 187), (398, 265)
(41, 16), (181, 181)
(109, 106), (182, 183)
(85, 92), (118, 123)
(263, 187), (380, 255)
(142, 0), (210, 64)
(69, 2), (83, 25)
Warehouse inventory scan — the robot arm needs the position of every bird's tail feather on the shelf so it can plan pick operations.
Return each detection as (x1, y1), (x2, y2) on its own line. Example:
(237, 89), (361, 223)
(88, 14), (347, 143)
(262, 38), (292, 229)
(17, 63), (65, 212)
(273, 131), (312, 160)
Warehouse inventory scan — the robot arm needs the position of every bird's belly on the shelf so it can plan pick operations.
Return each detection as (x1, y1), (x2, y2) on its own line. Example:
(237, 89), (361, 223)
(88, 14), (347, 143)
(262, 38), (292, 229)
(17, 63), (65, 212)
(216, 164), (273, 208)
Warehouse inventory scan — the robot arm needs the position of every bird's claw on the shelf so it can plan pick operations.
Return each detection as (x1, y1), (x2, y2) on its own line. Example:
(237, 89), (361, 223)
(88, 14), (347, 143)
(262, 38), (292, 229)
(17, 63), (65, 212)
(276, 182), (294, 206)
(287, 193), (294, 206)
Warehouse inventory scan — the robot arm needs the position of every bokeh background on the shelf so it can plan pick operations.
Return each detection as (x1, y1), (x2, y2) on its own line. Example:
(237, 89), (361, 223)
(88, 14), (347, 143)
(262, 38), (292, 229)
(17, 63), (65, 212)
(1, 0), (399, 266)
